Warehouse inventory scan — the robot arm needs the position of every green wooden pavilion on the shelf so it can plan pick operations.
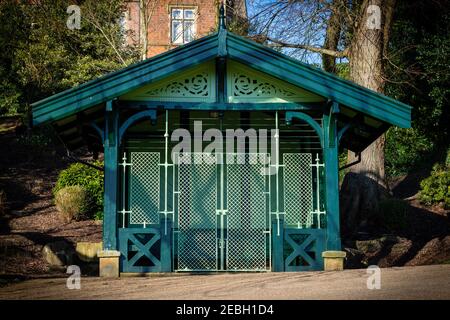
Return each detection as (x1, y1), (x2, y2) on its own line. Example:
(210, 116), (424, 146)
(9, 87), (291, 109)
(32, 12), (411, 276)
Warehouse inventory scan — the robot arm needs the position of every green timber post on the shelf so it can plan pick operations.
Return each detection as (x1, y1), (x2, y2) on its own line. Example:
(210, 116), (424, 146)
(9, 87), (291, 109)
(103, 100), (119, 251)
(160, 217), (172, 272)
(272, 216), (285, 271)
(323, 102), (341, 250)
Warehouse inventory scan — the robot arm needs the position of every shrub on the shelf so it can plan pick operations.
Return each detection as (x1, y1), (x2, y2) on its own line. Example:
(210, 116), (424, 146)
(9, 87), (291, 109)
(376, 198), (409, 232)
(419, 163), (450, 209)
(53, 161), (104, 220)
(385, 127), (435, 177)
(55, 186), (92, 222)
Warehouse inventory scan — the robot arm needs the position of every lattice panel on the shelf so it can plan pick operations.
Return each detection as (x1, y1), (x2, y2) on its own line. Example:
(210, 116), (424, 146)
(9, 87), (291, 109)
(118, 228), (162, 273)
(227, 154), (268, 271)
(145, 73), (209, 99)
(227, 61), (324, 103)
(177, 153), (217, 271)
(130, 152), (160, 225)
(232, 74), (297, 98)
(283, 153), (313, 227)
(120, 61), (215, 102)
(284, 228), (325, 271)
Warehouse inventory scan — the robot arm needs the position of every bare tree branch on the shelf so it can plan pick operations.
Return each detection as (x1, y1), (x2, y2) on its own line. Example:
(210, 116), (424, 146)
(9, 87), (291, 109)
(264, 36), (349, 57)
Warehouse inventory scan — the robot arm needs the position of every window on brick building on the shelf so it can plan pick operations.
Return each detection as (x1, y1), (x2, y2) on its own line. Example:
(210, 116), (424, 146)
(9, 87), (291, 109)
(171, 7), (196, 45)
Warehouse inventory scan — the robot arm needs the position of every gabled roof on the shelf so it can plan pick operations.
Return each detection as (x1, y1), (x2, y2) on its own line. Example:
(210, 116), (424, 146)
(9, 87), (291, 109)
(32, 29), (411, 130)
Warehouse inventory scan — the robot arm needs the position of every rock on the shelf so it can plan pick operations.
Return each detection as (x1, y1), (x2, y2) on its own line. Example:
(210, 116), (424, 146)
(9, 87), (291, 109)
(41, 241), (74, 266)
(344, 247), (366, 269)
(377, 238), (413, 267)
(406, 236), (450, 266)
(353, 236), (413, 268)
(76, 242), (102, 262)
(355, 238), (385, 257)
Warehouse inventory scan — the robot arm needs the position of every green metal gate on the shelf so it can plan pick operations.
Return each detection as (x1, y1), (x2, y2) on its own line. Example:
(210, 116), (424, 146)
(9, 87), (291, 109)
(226, 153), (270, 271)
(177, 153), (218, 271)
(175, 152), (271, 272)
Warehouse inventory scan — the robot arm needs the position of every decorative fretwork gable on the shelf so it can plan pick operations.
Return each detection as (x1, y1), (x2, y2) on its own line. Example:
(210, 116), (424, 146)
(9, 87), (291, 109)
(227, 61), (324, 103)
(120, 61), (216, 102)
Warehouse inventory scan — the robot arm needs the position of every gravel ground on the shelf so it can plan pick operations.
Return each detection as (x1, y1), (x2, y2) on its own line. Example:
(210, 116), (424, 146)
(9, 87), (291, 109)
(0, 264), (449, 300)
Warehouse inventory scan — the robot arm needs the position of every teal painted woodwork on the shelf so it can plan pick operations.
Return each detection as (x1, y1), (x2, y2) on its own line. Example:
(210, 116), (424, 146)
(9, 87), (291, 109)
(129, 152), (160, 225)
(272, 217), (284, 272)
(285, 111), (324, 147)
(160, 217), (172, 272)
(118, 227), (162, 272)
(323, 105), (341, 250)
(225, 33), (411, 128)
(119, 110), (157, 145)
(30, 18), (414, 274)
(90, 121), (104, 143)
(32, 29), (411, 130)
(32, 35), (219, 125)
(227, 60), (324, 103)
(120, 61), (216, 103)
(119, 101), (323, 111)
(284, 228), (325, 271)
(103, 101), (119, 251)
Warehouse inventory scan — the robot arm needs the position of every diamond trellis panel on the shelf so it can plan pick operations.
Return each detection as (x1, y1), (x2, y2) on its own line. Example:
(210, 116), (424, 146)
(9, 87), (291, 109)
(120, 61), (216, 102)
(283, 153), (313, 227)
(177, 153), (217, 271)
(227, 154), (268, 271)
(130, 152), (160, 225)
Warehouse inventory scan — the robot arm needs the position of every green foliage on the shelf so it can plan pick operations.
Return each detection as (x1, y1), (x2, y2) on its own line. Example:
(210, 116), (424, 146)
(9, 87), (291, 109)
(383, 2), (450, 182)
(55, 186), (92, 222)
(419, 163), (450, 209)
(54, 162), (104, 220)
(0, 80), (21, 115)
(385, 127), (435, 177)
(0, 0), (140, 116)
(335, 63), (350, 80)
(338, 150), (348, 183)
(16, 126), (54, 148)
(376, 198), (409, 232)
(386, 2), (450, 168)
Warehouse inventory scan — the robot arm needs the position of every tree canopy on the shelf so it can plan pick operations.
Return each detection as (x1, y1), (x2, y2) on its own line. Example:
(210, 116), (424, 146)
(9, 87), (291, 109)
(0, 0), (140, 116)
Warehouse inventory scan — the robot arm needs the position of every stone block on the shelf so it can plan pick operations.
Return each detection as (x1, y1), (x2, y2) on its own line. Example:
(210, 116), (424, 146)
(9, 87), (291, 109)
(322, 251), (346, 271)
(76, 242), (103, 262)
(98, 250), (121, 278)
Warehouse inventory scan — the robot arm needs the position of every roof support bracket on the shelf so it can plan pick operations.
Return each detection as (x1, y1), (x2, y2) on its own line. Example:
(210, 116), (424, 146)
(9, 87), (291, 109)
(327, 101), (339, 148)
(90, 121), (105, 144)
(337, 122), (352, 144)
(285, 111), (324, 148)
(118, 109), (157, 145)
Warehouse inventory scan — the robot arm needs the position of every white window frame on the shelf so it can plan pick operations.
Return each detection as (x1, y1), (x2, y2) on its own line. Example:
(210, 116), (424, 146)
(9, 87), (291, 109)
(170, 7), (197, 45)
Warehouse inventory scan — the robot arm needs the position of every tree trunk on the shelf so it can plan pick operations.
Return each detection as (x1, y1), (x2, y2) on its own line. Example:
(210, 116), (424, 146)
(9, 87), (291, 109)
(340, 0), (395, 236)
(140, 0), (148, 60)
(322, 3), (342, 73)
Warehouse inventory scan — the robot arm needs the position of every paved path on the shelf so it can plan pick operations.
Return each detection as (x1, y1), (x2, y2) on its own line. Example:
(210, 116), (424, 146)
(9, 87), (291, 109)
(0, 265), (449, 300)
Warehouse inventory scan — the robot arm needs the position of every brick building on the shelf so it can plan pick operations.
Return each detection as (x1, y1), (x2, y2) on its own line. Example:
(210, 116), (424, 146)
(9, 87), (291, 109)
(123, 0), (247, 58)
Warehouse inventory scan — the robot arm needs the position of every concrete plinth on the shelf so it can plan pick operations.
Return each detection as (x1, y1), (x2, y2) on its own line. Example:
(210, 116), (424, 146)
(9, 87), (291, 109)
(322, 251), (346, 271)
(98, 250), (121, 278)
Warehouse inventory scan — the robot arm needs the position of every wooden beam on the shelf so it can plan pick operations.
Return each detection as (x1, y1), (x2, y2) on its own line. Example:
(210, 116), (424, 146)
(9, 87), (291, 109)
(103, 100), (119, 251)
(117, 100), (323, 111)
